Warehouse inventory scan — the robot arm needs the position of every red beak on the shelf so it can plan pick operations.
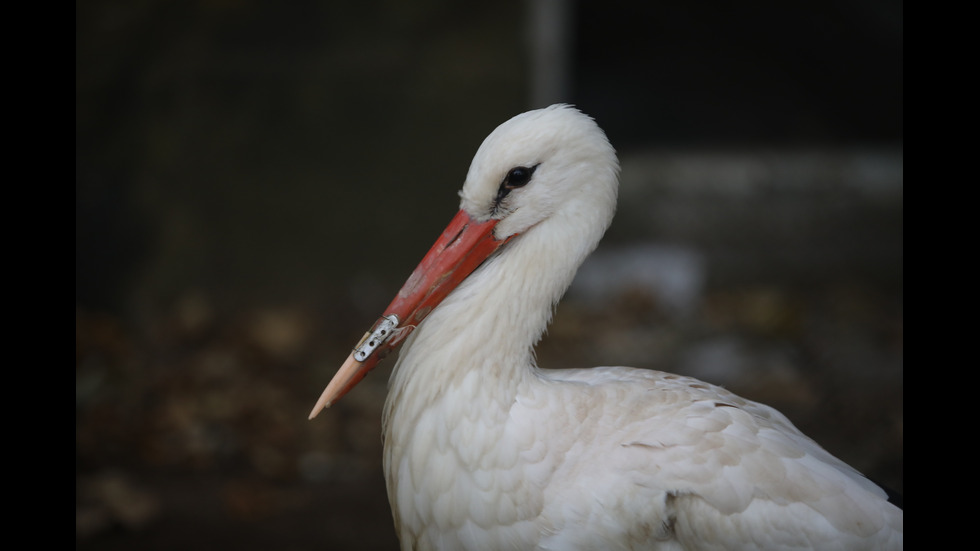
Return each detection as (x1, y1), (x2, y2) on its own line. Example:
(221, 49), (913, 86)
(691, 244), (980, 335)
(309, 209), (512, 418)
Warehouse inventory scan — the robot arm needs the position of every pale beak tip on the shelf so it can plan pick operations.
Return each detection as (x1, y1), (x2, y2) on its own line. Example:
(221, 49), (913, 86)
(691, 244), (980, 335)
(308, 352), (363, 420)
(308, 390), (333, 420)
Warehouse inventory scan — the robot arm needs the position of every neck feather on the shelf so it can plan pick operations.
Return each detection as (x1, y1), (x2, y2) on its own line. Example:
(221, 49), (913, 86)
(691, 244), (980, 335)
(382, 201), (608, 432)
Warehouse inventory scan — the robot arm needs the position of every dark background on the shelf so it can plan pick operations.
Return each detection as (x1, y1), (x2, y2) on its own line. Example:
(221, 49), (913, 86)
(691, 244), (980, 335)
(76, 1), (902, 549)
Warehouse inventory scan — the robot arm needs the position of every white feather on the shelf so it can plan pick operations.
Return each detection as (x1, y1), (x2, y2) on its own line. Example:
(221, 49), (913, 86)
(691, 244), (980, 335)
(380, 105), (902, 550)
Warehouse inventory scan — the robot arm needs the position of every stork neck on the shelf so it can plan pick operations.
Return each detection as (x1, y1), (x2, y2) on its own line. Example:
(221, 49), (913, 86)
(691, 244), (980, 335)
(384, 210), (599, 423)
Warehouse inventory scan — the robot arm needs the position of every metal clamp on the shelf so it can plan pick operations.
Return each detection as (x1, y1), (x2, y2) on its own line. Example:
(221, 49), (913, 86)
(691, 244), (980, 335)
(353, 314), (399, 361)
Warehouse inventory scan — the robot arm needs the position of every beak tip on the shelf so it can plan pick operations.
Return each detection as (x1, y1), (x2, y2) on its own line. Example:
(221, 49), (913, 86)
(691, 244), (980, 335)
(308, 352), (369, 420)
(308, 403), (328, 420)
(308, 394), (334, 420)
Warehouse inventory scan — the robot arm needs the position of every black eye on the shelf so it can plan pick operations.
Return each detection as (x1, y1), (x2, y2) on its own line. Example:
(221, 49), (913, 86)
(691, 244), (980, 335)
(493, 164), (540, 211)
(505, 166), (535, 188)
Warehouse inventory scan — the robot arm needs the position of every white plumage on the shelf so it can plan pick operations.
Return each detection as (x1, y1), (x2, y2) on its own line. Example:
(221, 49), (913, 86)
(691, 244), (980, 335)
(311, 104), (903, 550)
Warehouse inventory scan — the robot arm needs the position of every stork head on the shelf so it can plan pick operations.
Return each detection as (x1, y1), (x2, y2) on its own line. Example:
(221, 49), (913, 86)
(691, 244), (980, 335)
(309, 105), (619, 417)
(460, 104), (620, 240)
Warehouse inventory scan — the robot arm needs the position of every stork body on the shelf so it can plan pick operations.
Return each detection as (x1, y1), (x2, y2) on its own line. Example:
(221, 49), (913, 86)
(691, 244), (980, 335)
(311, 105), (903, 550)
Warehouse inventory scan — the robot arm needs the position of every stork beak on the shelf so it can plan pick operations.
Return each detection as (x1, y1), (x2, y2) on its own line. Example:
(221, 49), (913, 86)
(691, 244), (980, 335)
(309, 209), (511, 419)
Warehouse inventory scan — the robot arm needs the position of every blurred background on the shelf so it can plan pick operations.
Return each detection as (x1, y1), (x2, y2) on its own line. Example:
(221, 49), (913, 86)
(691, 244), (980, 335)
(76, 1), (902, 549)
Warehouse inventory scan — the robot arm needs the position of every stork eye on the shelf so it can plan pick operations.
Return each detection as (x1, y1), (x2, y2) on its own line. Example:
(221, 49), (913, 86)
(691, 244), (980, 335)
(504, 166), (537, 188)
(493, 164), (540, 212)
(505, 166), (536, 188)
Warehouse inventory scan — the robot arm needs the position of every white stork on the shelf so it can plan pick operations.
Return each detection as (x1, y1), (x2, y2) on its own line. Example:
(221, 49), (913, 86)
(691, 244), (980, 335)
(310, 104), (903, 550)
